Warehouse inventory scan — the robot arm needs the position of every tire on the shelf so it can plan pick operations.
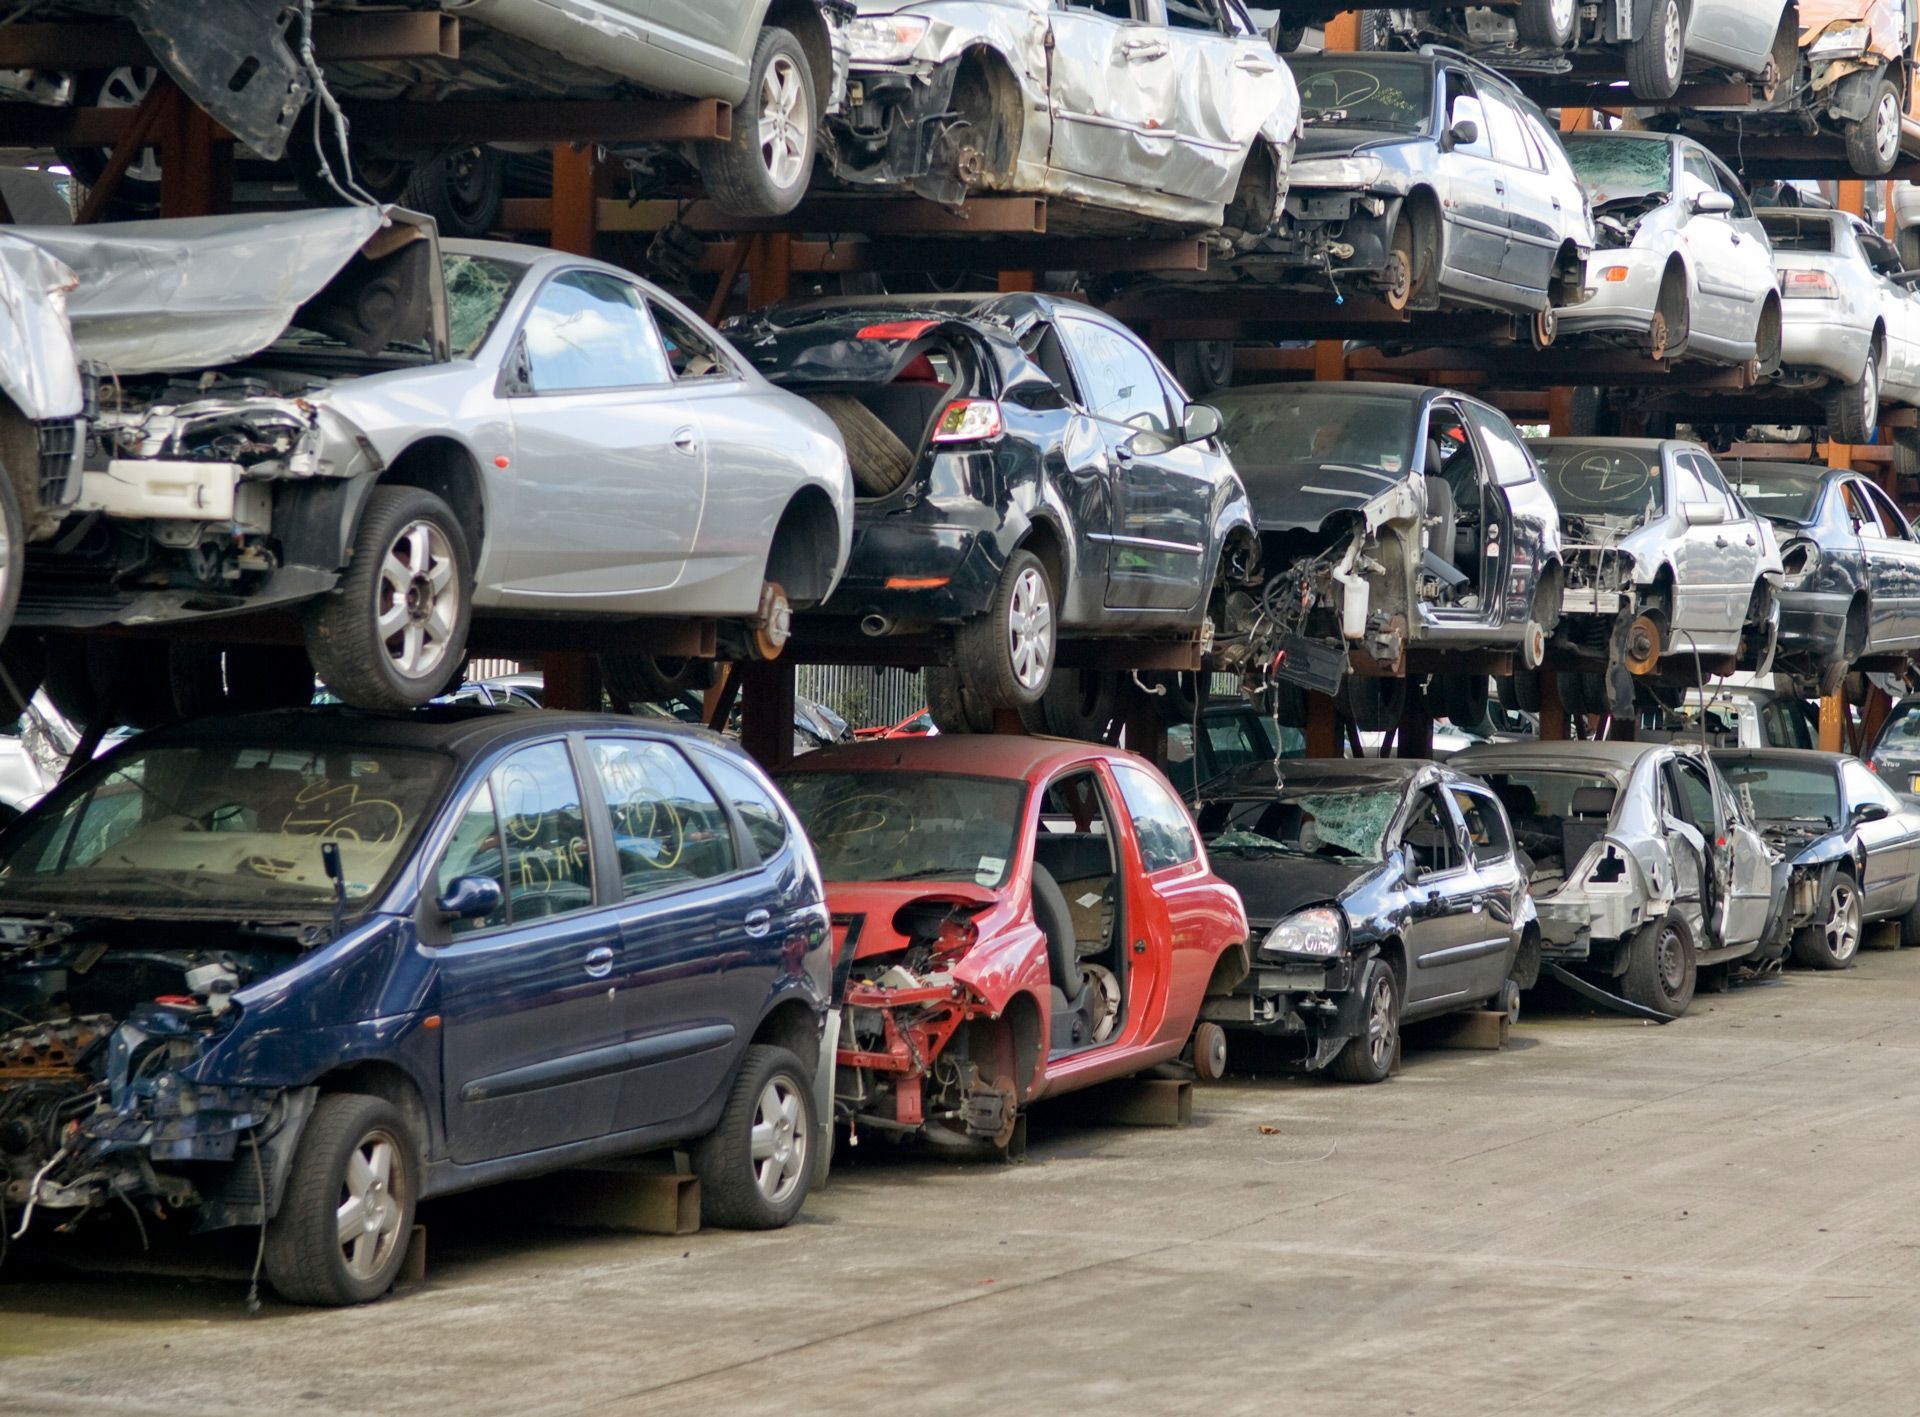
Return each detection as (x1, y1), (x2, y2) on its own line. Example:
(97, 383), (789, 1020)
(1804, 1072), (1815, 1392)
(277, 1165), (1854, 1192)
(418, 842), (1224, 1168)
(264, 1093), (419, 1307)
(601, 655), (715, 709)
(1899, 886), (1920, 946)
(1170, 340), (1234, 395)
(1516, 0), (1576, 49)
(691, 1043), (815, 1229)
(1019, 667), (1119, 740)
(395, 150), (506, 238)
(697, 27), (816, 218)
(1149, 669), (1205, 727)
(955, 549), (1055, 711)
(1338, 675), (1404, 734)
(305, 487), (471, 710)
(1491, 979), (1522, 1024)
(57, 68), (163, 212)
(0, 474), (23, 655)
(1433, 674), (1490, 730)
(1792, 872), (1862, 970)
(1847, 75), (1904, 178)
(1622, 915), (1696, 1017)
(1501, 668), (1545, 714)
(925, 665), (995, 734)
(1190, 1020), (1228, 1082)
(1828, 355), (1882, 445)
(1625, 0), (1685, 102)
(1328, 958), (1399, 1083)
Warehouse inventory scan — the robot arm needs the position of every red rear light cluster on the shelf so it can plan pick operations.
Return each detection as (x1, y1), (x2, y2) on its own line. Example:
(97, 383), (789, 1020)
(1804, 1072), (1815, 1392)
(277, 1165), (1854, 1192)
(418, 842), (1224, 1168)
(1779, 270), (1837, 299)
(856, 319), (940, 340)
(930, 399), (1003, 443)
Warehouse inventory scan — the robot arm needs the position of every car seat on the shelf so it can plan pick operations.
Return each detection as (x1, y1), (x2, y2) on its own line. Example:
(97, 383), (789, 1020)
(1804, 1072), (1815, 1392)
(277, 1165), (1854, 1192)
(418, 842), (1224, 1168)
(1561, 785), (1617, 870)
(1034, 861), (1097, 1052)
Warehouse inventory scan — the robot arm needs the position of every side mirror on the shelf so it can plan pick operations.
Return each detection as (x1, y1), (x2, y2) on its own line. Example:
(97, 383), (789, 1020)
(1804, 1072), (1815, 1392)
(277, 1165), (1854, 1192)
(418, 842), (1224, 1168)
(1683, 498), (1727, 527)
(437, 875), (504, 921)
(1181, 402), (1222, 444)
(1122, 427), (1176, 458)
(1690, 191), (1736, 217)
(1853, 801), (1891, 825)
(1446, 118), (1479, 150)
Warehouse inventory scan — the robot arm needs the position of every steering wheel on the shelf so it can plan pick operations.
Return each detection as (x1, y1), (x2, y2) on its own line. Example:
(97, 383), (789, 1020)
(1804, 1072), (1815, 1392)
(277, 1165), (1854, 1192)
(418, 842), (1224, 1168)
(821, 792), (918, 873)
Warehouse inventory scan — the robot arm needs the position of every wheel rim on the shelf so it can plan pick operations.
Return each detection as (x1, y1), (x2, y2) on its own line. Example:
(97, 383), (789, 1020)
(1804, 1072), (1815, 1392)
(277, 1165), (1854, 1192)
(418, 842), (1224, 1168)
(375, 519), (460, 682)
(447, 149), (495, 227)
(757, 55), (810, 192)
(1553, 0), (1574, 28)
(1625, 613), (1662, 675)
(749, 1075), (807, 1206)
(1007, 566), (1054, 692)
(1862, 362), (1879, 429)
(336, 1128), (406, 1282)
(1660, 1), (1682, 80)
(1366, 975), (1395, 1070)
(1826, 880), (1861, 963)
(1877, 91), (1901, 166)
(1657, 924), (1686, 996)
(97, 67), (163, 183)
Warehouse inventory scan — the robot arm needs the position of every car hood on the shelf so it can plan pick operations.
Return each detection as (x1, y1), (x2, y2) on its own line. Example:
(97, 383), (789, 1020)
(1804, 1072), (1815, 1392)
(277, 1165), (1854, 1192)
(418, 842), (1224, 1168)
(1753, 819), (1850, 863)
(1237, 461), (1411, 532)
(1295, 129), (1419, 160)
(823, 879), (1003, 961)
(1205, 851), (1372, 926)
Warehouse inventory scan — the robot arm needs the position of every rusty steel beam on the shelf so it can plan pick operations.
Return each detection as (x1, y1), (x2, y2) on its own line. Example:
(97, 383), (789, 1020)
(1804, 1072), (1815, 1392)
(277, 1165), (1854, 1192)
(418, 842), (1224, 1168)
(341, 98), (728, 145)
(1519, 80), (1753, 110)
(0, 13), (458, 70)
(597, 194), (1048, 235)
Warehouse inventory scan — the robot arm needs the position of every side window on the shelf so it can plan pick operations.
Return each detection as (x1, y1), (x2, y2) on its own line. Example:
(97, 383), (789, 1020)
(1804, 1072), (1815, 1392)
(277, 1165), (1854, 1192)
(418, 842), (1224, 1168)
(1402, 788), (1462, 876)
(1480, 92), (1528, 168)
(1670, 456), (1710, 508)
(1061, 317), (1173, 431)
(1710, 159), (1752, 218)
(1863, 483), (1913, 541)
(1061, 0), (1134, 18)
(698, 750), (790, 862)
(1680, 148), (1720, 207)
(494, 742), (595, 920)
(435, 781), (508, 935)
(588, 738), (737, 898)
(523, 271), (671, 393)
(1450, 788), (1512, 865)
(1844, 481), (1895, 539)
(1844, 759), (1901, 813)
(1667, 760), (1718, 831)
(1683, 454), (1734, 514)
(1444, 73), (1492, 158)
(1164, 0), (1223, 31)
(1111, 762), (1200, 871)
(1464, 403), (1538, 488)
(646, 298), (733, 380)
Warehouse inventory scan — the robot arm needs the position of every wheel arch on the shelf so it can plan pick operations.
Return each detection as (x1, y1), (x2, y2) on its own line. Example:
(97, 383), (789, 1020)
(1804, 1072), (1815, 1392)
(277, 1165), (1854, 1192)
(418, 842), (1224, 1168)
(1205, 940), (1251, 997)
(1016, 511), (1071, 602)
(765, 484), (842, 608)
(763, 0), (835, 113)
(750, 993), (823, 1075)
(378, 436), (487, 562)
(1402, 184), (1444, 291)
(312, 1058), (435, 1159)
(948, 44), (1027, 184)
(1002, 988), (1045, 1098)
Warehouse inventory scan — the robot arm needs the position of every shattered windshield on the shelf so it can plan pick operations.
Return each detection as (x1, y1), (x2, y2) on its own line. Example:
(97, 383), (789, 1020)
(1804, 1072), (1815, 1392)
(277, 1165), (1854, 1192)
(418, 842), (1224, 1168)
(1567, 137), (1673, 205)
(1723, 466), (1825, 523)
(779, 770), (1025, 887)
(0, 742), (452, 916)
(1293, 60), (1432, 133)
(445, 253), (526, 359)
(1206, 783), (1401, 862)
(1538, 444), (1667, 519)
(1716, 761), (1840, 825)
(1213, 391), (1417, 474)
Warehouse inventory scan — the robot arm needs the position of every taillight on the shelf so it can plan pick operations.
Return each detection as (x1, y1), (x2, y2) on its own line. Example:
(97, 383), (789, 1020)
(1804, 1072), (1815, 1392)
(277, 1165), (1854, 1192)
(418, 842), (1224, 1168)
(1779, 269), (1837, 299)
(930, 399), (1002, 443)
(856, 319), (940, 340)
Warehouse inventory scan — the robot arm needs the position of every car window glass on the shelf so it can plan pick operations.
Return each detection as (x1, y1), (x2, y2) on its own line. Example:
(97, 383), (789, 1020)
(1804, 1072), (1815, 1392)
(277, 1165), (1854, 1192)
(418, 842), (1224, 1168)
(493, 741), (595, 920)
(1111, 762), (1199, 870)
(1683, 454), (1734, 513)
(1667, 760), (1718, 830)
(1061, 0), (1135, 18)
(1844, 760), (1901, 813)
(1670, 456), (1709, 506)
(435, 781), (508, 935)
(1843, 480), (1894, 538)
(588, 738), (736, 897)
(1164, 0), (1223, 30)
(1480, 92), (1528, 167)
(1402, 787), (1461, 875)
(698, 750), (789, 861)
(1061, 317), (1172, 431)
(1450, 788), (1511, 864)
(1709, 159), (1752, 218)
(647, 298), (732, 380)
(1680, 149), (1720, 207)
(1464, 403), (1536, 488)
(1518, 112), (1553, 173)
(1863, 483), (1913, 540)
(523, 271), (671, 393)
(1445, 76), (1492, 158)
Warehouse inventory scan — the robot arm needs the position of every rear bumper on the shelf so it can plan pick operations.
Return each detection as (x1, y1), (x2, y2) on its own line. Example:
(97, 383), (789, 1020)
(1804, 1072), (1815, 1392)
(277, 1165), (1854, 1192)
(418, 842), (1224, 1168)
(1776, 588), (1852, 663)
(821, 514), (1005, 625)
(1780, 310), (1868, 383)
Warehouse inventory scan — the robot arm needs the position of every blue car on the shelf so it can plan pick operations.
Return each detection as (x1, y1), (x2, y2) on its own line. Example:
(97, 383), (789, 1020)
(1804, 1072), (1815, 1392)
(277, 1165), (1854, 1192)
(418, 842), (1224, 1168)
(0, 707), (833, 1305)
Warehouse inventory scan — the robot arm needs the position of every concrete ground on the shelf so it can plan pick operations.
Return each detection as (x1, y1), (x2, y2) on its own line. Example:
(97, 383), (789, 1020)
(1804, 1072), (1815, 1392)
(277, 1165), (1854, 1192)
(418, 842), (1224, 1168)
(6, 950), (1920, 1417)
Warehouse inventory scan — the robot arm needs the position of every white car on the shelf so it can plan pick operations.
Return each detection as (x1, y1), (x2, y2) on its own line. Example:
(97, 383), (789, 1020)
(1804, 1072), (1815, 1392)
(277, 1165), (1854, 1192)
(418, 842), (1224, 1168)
(1559, 130), (1782, 371)
(1759, 206), (1920, 443)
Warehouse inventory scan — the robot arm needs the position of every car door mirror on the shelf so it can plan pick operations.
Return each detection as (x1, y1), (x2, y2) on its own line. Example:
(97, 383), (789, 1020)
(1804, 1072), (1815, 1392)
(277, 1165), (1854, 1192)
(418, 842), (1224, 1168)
(1852, 801), (1891, 825)
(1181, 402), (1221, 444)
(437, 875), (504, 921)
(1690, 191), (1735, 217)
(1445, 118), (1479, 151)
(1682, 498), (1727, 526)
(1122, 426), (1178, 458)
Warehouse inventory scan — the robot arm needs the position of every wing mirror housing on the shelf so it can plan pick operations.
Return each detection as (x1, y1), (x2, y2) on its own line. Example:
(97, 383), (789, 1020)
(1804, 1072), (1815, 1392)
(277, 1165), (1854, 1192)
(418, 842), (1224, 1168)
(1182, 402), (1222, 443)
(1852, 801), (1892, 825)
(1445, 118), (1478, 150)
(437, 875), (504, 921)
(1690, 191), (1736, 217)
(1682, 498), (1727, 527)
(1123, 402), (1223, 459)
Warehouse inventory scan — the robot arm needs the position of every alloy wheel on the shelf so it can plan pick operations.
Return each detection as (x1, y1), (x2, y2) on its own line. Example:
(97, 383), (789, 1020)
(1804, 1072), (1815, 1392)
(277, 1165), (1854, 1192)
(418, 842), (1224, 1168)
(1659, 2), (1682, 82)
(98, 67), (164, 183)
(757, 55), (809, 192)
(749, 1075), (808, 1206)
(1006, 565), (1054, 693)
(376, 519), (459, 682)
(1365, 973), (1396, 1071)
(1826, 880), (1862, 965)
(1876, 91), (1902, 169)
(336, 1128), (407, 1282)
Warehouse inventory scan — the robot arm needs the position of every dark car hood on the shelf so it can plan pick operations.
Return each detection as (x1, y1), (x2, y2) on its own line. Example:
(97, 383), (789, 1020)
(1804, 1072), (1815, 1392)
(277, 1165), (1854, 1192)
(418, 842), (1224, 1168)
(1295, 129), (1419, 160)
(1752, 818), (1849, 864)
(1205, 851), (1374, 926)
(1236, 462), (1408, 533)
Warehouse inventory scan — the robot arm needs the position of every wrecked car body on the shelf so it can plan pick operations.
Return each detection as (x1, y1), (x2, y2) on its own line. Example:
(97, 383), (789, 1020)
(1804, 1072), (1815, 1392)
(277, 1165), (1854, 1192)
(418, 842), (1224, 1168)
(1195, 758), (1534, 1084)
(0, 708), (834, 1304)
(778, 736), (1248, 1153)
(1452, 740), (1785, 1017)
(1528, 438), (1783, 717)
(827, 0), (1299, 234)
(1206, 382), (1561, 728)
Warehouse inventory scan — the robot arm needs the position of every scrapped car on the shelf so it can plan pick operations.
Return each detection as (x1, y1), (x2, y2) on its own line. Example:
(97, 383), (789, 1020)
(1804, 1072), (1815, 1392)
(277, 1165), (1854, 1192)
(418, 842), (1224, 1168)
(1719, 459), (1920, 693)
(1164, 698), (1300, 797)
(13, 209), (852, 715)
(1527, 437), (1783, 716)
(1760, 207), (1920, 442)
(0, 708), (834, 1305)
(1867, 693), (1920, 784)
(1206, 382), (1562, 730)
(30, 0), (853, 219)
(1638, 674), (1818, 751)
(1559, 131), (1783, 370)
(1712, 748), (1920, 968)
(1452, 740), (1783, 1016)
(1195, 759), (1535, 1084)
(724, 293), (1256, 724)
(1264, 49), (1589, 332)
(828, 0), (1299, 235)
(778, 737), (1248, 1151)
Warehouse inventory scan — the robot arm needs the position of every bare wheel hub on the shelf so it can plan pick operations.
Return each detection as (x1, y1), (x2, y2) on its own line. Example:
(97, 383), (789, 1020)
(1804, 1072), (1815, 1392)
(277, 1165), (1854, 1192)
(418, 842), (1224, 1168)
(752, 581), (791, 660)
(1624, 612), (1662, 674)
(1383, 247), (1413, 310)
(1648, 311), (1670, 362)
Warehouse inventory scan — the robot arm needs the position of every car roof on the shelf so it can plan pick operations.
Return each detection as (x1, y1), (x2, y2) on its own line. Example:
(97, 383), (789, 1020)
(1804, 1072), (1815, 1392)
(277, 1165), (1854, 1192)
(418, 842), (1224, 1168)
(1711, 748), (1848, 768)
(1453, 740), (1661, 770)
(1529, 436), (1695, 455)
(133, 706), (729, 763)
(1209, 380), (1435, 406)
(1718, 459), (1833, 480)
(776, 734), (1150, 782)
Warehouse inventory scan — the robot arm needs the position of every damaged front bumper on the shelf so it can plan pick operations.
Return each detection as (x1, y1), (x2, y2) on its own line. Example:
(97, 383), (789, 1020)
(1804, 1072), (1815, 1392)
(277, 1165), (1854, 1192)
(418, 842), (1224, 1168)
(1200, 954), (1361, 1072)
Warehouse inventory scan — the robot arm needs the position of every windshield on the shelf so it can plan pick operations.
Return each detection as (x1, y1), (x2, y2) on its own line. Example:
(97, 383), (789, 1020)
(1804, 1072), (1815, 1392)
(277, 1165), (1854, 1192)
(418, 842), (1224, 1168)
(1717, 761), (1840, 824)
(1293, 60), (1432, 133)
(0, 741), (452, 916)
(1722, 466), (1825, 523)
(1474, 769), (1620, 822)
(779, 770), (1025, 887)
(1537, 444), (1666, 519)
(445, 253), (526, 359)
(1214, 391), (1418, 473)
(1205, 782), (1401, 862)
(1567, 137), (1673, 205)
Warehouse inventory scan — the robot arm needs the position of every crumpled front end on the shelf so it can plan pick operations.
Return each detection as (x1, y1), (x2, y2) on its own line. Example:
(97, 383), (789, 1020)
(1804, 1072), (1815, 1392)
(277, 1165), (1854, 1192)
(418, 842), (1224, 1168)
(1533, 834), (1667, 962)
(1799, 1), (1909, 118)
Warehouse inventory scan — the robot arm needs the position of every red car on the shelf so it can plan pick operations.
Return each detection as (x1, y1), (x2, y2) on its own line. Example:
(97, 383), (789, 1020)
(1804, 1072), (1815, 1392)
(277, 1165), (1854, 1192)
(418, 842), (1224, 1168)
(777, 737), (1249, 1152)
(853, 707), (935, 740)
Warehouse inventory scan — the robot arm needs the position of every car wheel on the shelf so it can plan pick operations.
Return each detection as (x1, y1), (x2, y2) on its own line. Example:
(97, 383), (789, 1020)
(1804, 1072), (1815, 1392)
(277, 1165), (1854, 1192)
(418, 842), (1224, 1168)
(925, 664), (996, 734)
(398, 149), (506, 238)
(692, 1043), (815, 1229)
(601, 654), (716, 709)
(1338, 675), (1404, 733)
(956, 549), (1055, 711)
(1625, 0), (1685, 101)
(1170, 340), (1234, 395)
(1516, 0), (1576, 47)
(169, 644), (316, 718)
(698, 27), (816, 218)
(1847, 75), (1904, 178)
(1793, 873), (1862, 970)
(1825, 353), (1880, 444)
(1433, 674), (1490, 731)
(1500, 668), (1544, 714)
(57, 68), (164, 212)
(1019, 667), (1119, 740)
(305, 486), (471, 710)
(1898, 887), (1920, 946)
(264, 1093), (419, 1307)
(1327, 958), (1398, 1084)
(1190, 1021), (1229, 1082)
(1491, 979), (1522, 1023)
(1622, 915), (1696, 1017)
(1382, 217), (1416, 311)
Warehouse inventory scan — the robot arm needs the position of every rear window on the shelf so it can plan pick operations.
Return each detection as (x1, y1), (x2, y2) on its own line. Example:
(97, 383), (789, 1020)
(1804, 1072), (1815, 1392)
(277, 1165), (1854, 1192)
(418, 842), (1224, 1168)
(1721, 464), (1826, 523)
(1213, 390), (1418, 472)
(1475, 769), (1621, 824)
(1760, 214), (1836, 253)
(1535, 444), (1665, 518)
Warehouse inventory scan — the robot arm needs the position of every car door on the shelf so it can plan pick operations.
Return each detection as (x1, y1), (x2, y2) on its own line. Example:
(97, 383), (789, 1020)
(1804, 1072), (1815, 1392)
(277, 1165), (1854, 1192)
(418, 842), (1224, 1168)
(1057, 311), (1211, 613)
(1479, 88), (1557, 296)
(1464, 400), (1560, 631)
(1667, 451), (1743, 637)
(1856, 481), (1920, 649)
(1710, 156), (1781, 343)
(1448, 784), (1526, 999)
(1434, 69), (1509, 286)
(1156, 0), (1279, 206)
(432, 739), (623, 1164)
(1046, 0), (1183, 195)
(1396, 785), (1485, 1009)
(1685, 0), (1788, 74)
(1690, 452), (1766, 612)
(1704, 756), (1775, 947)
(1838, 757), (1918, 915)
(502, 268), (706, 603)
(1673, 145), (1748, 341)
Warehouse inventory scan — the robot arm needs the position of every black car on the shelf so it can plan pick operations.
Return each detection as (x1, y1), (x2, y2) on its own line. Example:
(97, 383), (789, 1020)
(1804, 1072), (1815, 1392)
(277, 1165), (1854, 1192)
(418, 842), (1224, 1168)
(723, 294), (1257, 730)
(1194, 759), (1536, 1083)
(1867, 696), (1920, 787)
(0, 707), (833, 1304)
(1719, 458), (1920, 693)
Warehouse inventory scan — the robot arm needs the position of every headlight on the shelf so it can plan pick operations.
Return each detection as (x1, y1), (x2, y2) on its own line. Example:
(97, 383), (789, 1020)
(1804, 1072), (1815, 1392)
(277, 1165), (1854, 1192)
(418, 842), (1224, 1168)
(846, 14), (929, 62)
(1810, 23), (1871, 60)
(1260, 907), (1346, 959)
(1288, 156), (1384, 189)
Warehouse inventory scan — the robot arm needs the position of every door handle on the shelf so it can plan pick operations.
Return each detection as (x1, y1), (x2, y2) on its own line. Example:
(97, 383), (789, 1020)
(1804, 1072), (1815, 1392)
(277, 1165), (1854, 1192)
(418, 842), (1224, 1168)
(673, 427), (699, 454)
(1745, 535), (1756, 547)
(584, 945), (615, 980)
(1121, 38), (1168, 59)
(1233, 57), (1274, 74)
(1133, 939), (1147, 954)
(744, 908), (772, 939)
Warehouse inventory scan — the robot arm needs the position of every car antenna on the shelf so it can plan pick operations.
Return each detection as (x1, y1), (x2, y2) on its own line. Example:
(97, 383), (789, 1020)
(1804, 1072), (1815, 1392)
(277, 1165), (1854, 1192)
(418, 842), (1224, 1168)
(321, 841), (347, 938)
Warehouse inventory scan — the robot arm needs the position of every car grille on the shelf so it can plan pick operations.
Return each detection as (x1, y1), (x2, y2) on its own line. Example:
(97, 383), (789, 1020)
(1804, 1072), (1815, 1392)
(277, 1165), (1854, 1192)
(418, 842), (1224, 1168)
(35, 416), (82, 510)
